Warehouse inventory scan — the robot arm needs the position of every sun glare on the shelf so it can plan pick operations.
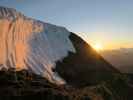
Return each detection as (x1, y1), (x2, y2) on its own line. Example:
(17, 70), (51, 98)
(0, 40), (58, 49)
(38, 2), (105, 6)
(93, 43), (103, 51)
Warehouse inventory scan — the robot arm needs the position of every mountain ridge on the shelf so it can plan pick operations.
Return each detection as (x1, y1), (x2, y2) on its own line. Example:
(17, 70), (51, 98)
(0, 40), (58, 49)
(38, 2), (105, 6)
(0, 6), (118, 86)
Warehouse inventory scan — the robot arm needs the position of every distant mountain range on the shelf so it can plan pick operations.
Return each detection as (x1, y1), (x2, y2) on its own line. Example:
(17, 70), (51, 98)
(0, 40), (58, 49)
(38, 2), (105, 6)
(101, 48), (133, 73)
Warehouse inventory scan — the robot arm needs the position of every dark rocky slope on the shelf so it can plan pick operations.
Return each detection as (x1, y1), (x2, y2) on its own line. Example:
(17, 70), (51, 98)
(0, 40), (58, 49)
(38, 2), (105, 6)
(0, 69), (133, 100)
(55, 33), (119, 87)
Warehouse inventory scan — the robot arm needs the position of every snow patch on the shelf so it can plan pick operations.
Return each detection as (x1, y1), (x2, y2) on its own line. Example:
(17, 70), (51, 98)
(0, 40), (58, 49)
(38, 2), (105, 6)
(0, 7), (76, 84)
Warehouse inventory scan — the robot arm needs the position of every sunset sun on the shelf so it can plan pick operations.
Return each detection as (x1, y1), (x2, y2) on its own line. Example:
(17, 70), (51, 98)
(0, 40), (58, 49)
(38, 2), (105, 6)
(93, 43), (103, 51)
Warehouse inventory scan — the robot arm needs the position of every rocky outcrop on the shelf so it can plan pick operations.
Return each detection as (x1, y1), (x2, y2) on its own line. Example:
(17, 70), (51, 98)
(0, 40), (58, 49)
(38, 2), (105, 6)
(55, 33), (118, 87)
(0, 69), (133, 100)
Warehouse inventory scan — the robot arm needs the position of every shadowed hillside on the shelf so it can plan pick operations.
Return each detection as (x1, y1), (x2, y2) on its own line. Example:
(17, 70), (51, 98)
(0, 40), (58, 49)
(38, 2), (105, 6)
(0, 69), (133, 100)
(55, 33), (119, 87)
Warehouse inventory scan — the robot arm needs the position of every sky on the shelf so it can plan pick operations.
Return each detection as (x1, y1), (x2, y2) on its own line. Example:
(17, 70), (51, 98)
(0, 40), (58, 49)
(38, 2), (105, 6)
(0, 0), (133, 50)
